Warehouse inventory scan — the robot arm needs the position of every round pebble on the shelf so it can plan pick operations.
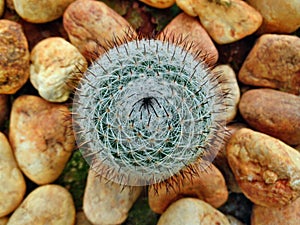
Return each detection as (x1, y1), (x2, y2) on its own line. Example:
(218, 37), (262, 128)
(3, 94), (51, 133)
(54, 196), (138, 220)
(239, 88), (300, 146)
(30, 37), (87, 102)
(9, 95), (75, 185)
(13, 0), (76, 23)
(0, 132), (26, 217)
(227, 128), (300, 207)
(63, 0), (137, 61)
(0, 20), (29, 94)
(7, 185), (75, 225)
(157, 198), (230, 225)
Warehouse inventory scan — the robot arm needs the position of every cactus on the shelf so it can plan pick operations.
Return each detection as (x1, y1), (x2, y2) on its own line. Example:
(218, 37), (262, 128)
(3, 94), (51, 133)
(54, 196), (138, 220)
(72, 36), (227, 186)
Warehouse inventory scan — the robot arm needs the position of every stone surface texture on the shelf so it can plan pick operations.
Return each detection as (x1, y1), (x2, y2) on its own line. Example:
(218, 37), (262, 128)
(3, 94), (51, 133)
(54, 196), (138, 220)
(227, 128), (300, 207)
(9, 95), (74, 185)
(176, 0), (262, 44)
(0, 20), (29, 94)
(139, 0), (175, 8)
(149, 162), (228, 214)
(13, 0), (76, 23)
(158, 12), (218, 65)
(83, 169), (142, 225)
(63, 0), (137, 61)
(7, 185), (75, 225)
(0, 132), (26, 217)
(251, 197), (300, 225)
(30, 37), (87, 102)
(239, 34), (300, 95)
(239, 88), (300, 146)
(157, 198), (230, 225)
(247, 0), (300, 33)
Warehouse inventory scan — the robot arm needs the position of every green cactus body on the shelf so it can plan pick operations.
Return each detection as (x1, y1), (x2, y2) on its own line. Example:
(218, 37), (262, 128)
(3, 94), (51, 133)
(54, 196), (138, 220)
(73, 38), (226, 186)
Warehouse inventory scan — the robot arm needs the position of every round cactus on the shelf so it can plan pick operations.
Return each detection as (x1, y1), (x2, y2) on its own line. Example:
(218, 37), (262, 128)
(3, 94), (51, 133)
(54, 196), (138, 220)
(72, 37), (227, 186)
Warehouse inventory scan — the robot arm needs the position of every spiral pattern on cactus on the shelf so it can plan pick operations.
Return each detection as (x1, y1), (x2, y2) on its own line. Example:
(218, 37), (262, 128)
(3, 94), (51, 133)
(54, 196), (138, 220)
(72, 38), (226, 186)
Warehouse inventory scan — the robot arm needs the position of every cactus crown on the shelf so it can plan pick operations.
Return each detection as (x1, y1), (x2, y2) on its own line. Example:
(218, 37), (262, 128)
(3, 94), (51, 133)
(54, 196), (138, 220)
(72, 37), (226, 186)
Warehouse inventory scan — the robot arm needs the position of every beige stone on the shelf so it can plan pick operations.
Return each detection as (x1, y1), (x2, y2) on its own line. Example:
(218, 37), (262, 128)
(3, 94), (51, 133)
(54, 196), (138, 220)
(7, 185), (75, 225)
(212, 65), (240, 123)
(75, 211), (92, 225)
(63, 0), (137, 61)
(239, 88), (300, 146)
(0, 20), (29, 94)
(251, 197), (300, 225)
(0, 95), (8, 126)
(0, 217), (8, 225)
(247, 0), (300, 33)
(83, 169), (142, 225)
(227, 128), (300, 207)
(30, 37), (87, 102)
(0, 0), (4, 17)
(157, 198), (230, 225)
(9, 95), (74, 185)
(158, 12), (218, 65)
(149, 162), (228, 214)
(139, 0), (175, 8)
(239, 34), (300, 95)
(13, 0), (76, 23)
(0, 133), (26, 217)
(176, 0), (262, 44)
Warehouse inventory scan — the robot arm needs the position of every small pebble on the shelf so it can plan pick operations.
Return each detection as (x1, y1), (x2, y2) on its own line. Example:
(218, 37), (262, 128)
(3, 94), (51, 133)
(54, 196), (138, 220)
(157, 198), (230, 225)
(227, 128), (300, 207)
(239, 34), (300, 95)
(239, 88), (300, 145)
(30, 37), (87, 102)
(83, 169), (142, 225)
(0, 132), (26, 217)
(138, 0), (175, 8)
(9, 95), (74, 185)
(7, 185), (76, 225)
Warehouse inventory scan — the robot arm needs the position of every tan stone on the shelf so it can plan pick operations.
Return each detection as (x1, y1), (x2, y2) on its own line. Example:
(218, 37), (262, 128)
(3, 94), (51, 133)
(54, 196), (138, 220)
(0, 95), (8, 126)
(7, 185), (75, 225)
(0, 0), (4, 17)
(9, 95), (74, 185)
(227, 128), (300, 207)
(13, 0), (76, 23)
(212, 65), (240, 123)
(83, 169), (142, 225)
(139, 0), (175, 8)
(247, 0), (300, 33)
(0, 133), (26, 217)
(63, 0), (137, 61)
(239, 88), (300, 146)
(0, 20), (29, 94)
(0, 217), (8, 225)
(158, 12), (218, 65)
(239, 34), (300, 95)
(251, 197), (300, 225)
(30, 37), (87, 102)
(157, 198), (230, 225)
(149, 162), (228, 214)
(75, 211), (92, 225)
(176, 0), (262, 44)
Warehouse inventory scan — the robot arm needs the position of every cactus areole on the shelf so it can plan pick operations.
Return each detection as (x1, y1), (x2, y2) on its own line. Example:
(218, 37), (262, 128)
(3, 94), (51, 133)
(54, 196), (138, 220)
(72, 38), (226, 186)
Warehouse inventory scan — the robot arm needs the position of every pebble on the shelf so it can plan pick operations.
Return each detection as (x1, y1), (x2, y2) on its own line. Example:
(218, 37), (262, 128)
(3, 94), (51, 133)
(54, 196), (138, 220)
(148, 161), (228, 214)
(176, 0), (262, 44)
(239, 34), (300, 95)
(0, 0), (4, 17)
(0, 132), (26, 217)
(138, 0), (175, 8)
(83, 169), (142, 225)
(0, 95), (8, 126)
(227, 128), (300, 207)
(239, 88), (300, 146)
(63, 0), (137, 61)
(157, 198), (230, 225)
(9, 95), (74, 185)
(13, 0), (76, 23)
(30, 37), (87, 102)
(211, 64), (240, 123)
(251, 197), (300, 225)
(7, 185), (76, 225)
(158, 12), (218, 65)
(0, 20), (29, 94)
(247, 0), (300, 33)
